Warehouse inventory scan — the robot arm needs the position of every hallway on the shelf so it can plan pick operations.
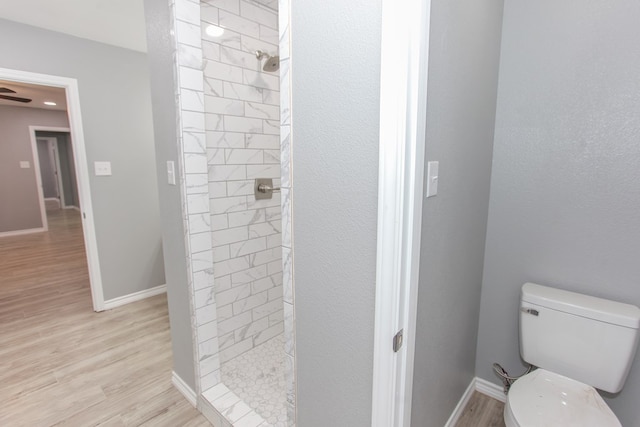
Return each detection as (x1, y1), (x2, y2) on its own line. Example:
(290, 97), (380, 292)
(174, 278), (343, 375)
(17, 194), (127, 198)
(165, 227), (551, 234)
(0, 209), (208, 426)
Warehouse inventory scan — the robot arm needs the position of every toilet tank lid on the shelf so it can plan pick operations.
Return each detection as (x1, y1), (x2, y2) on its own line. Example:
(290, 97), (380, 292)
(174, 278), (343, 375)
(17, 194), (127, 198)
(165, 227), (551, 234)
(522, 283), (640, 329)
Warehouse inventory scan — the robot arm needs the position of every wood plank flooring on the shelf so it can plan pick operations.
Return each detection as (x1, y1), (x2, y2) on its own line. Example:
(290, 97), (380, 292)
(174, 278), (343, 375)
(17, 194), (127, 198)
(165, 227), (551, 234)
(455, 392), (506, 427)
(0, 209), (210, 426)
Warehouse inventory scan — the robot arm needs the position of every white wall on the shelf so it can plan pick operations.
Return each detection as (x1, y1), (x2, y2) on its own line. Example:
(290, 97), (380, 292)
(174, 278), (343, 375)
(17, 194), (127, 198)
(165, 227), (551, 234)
(0, 19), (165, 300)
(476, 1), (640, 426)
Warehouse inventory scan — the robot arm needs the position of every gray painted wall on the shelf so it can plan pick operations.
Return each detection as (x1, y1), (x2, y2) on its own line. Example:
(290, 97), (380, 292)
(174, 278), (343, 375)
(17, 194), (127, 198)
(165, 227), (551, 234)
(0, 19), (165, 300)
(410, 1), (504, 425)
(143, 0), (196, 390)
(0, 105), (69, 231)
(291, 0), (381, 425)
(476, 1), (640, 426)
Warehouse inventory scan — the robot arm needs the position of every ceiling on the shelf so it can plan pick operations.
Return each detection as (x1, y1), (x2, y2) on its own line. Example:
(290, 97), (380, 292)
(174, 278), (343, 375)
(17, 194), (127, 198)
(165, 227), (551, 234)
(0, 80), (67, 111)
(0, 0), (147, 52)
(0, 2), (278, 112)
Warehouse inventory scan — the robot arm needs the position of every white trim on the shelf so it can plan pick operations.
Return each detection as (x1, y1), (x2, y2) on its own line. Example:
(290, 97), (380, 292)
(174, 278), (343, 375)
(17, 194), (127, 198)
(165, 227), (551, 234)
(0, 65), (106, 313)
(475, 377), (507, 403)
(444, 379), (477, 427)
(0, 227), (45, 238)
(29, 130), (49, 232)
(444, 377), (507, 427)
(371, 0), (431, 426)
(172, 371), (198, 407)
(45, 198), (61, 210)
(103, 284), (167, 310)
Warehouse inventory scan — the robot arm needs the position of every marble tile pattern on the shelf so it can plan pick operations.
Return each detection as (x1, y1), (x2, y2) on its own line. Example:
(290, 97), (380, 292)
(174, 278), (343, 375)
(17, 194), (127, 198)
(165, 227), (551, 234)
(201, 0), (284, 368)
(202, 382), (268, 427)
(277, 0), (295, 425)
(173, 0), (222, 394)
(222, 335), (287, 426)
(172, 0), (294, 422)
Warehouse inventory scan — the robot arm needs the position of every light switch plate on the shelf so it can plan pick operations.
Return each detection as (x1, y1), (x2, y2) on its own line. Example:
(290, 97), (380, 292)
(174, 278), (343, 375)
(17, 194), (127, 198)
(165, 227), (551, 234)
(94, 161), (112, 176)
(19, 161), (30, 169)
(167, 161), (176, 185)
(426, 161), (439, 198)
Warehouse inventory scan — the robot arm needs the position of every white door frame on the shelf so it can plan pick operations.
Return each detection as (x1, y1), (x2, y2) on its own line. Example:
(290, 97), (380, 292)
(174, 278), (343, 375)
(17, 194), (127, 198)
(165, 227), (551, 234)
(371, 0), (431, 426)
(0, 67), (106, 312)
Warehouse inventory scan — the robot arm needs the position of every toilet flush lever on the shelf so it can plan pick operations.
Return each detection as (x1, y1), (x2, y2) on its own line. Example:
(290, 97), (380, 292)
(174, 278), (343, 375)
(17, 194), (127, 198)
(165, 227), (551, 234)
(521, 307), (539, 316)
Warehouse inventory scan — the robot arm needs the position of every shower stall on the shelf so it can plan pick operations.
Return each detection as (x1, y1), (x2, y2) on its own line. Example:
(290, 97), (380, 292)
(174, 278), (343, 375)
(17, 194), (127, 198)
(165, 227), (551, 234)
(171, 0), (294, 425)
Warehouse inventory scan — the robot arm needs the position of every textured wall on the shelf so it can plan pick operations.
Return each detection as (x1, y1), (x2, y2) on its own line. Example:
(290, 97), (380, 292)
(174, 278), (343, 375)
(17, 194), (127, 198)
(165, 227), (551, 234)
(200, 0), (284, 365)
(410, 0), (504, 425)
(143, 0), (197, 390)
(291, 0), (381, 425)
(0, 19), (165, 300)
(0, 106), (69, 232)
(476, 1), (640, 425)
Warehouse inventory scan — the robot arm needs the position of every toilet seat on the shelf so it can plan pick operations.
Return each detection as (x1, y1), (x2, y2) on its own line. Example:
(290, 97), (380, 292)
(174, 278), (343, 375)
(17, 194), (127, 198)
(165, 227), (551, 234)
(504, 369), (621, 427)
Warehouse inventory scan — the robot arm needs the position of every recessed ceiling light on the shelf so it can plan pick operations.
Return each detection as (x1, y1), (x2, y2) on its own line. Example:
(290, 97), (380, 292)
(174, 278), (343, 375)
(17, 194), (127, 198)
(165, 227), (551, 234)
(205, 25), (225, 38)
(44, 101), (57, 106)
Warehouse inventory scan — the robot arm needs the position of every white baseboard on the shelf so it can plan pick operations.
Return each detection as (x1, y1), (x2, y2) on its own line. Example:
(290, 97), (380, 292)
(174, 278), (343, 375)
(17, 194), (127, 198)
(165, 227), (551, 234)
(0, 227), (45, 238)
(445, 377), (507, 427)
(103, 284), (167, 310)
(444, 378), (477, 427)
(475, 377), (507, 402)
(172, 371), (197, 407)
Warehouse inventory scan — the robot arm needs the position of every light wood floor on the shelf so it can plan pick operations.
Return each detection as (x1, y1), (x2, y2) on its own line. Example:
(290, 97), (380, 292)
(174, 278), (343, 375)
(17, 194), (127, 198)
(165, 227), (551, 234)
(455, 392), (506, 427)
(0, 209), (210, 426)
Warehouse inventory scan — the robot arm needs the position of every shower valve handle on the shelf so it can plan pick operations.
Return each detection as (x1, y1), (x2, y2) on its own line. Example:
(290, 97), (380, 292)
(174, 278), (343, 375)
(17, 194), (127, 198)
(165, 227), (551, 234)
(257, 183), (281, 193)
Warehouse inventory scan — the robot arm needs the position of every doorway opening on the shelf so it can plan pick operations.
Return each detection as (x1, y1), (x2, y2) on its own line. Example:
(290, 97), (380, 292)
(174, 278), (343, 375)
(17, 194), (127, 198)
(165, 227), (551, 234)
(0, 68), (105, 311)
(35, 130), (78, 214)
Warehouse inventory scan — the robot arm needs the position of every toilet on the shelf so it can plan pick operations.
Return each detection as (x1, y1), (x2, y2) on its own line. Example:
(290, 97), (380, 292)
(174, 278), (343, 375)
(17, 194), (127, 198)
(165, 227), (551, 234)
(504, 282), (640, 427)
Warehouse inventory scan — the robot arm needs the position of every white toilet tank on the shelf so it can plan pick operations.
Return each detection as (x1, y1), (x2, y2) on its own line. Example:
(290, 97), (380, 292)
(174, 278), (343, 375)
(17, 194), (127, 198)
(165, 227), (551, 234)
(520, 282), (640, 393)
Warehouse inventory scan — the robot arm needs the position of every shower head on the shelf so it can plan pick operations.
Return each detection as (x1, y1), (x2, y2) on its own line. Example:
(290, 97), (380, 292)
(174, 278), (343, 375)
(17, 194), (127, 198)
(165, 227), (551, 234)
(262, 55), (280, 72)
(255, 50), (280, 72)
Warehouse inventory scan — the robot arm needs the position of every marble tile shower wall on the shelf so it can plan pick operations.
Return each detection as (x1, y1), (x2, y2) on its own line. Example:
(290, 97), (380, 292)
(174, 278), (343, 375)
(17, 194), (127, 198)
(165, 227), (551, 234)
(200, 0), (284, 365)
(172, 0), (221, 393)
(277, 0), (295, 424)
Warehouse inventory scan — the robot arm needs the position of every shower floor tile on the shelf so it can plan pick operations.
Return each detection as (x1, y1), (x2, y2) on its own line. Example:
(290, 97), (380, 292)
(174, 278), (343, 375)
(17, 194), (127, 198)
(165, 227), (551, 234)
(221, 334), (288, 426)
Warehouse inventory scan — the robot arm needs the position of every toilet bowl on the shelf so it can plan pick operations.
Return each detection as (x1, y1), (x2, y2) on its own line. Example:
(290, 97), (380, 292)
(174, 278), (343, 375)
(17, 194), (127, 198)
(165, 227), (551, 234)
(504, 369), (620, 427)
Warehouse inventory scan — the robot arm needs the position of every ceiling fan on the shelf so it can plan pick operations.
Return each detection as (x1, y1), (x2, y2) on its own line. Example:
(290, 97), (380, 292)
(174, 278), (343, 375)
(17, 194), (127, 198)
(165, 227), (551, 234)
(0, 87), (32, 103)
